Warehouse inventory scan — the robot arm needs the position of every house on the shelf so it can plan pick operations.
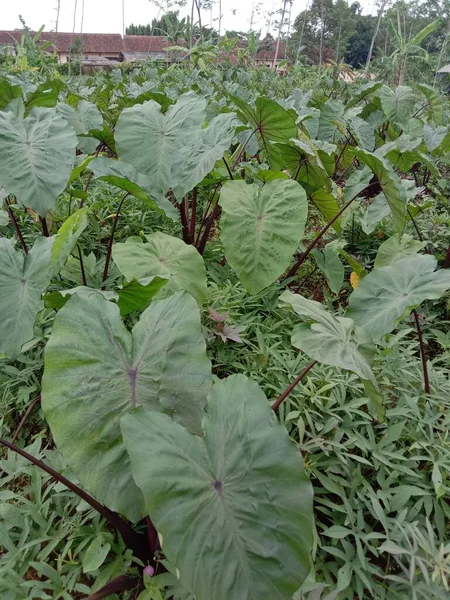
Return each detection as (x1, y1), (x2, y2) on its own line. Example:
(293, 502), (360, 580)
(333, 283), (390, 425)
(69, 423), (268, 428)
(122, 35), (180, 63)
(255, 41), (287, 69)
(0, 31), (123, 64)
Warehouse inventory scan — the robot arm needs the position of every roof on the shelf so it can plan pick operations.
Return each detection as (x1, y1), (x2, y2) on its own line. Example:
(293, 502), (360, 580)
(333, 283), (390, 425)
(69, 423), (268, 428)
(0, 31), (123, 53)
(255, 41), (287, 61)
(437, 64), (450, 73)
(123, 35), (173, 53)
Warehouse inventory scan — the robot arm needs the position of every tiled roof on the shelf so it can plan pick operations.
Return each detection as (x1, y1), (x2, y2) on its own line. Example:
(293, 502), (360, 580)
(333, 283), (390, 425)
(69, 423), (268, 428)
(0, 31), (123, 53)
(123, 35), (174, 53)
(255, 41), (287, 61)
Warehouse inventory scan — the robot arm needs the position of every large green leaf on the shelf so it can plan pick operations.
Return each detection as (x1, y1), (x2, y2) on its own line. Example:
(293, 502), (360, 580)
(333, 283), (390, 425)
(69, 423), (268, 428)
(378, 85), (415, 130)
(51, 208), (89, 276)
(347, 255), (450, 340)
(273, 136), (332, 195)
(417, 83), (444, 126)
(310, 188), (342, 233)
(57, 100), (103, 153)
(317, 100), (345, 142)
(279, 291), (377, 386)
(121, 374), (314, 600)
(0, 80), (22, 110)
(0, 107), (77, 216)
(312, 244), (345, 294)
(374, 233), (425, 269)
(0, 237), (54, 358)
(172, 112), (237, 200)
(233, 95), (297, 167)
(219, 179), (308, 294)
(112, 232), (207, 306)
(423, 124), (447, 153)
(280, 290), (383, 419)
(345, 82), (383, 110)
(346, 116), (375, 151)
(115, 92), (207, 196)
(354, 149), (407, 234)
(89, 156), (177, 219)
(42, 291), (212, 522)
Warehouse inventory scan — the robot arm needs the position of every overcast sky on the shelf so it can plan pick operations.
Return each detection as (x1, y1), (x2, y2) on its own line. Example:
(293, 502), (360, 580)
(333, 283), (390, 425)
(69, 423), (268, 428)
(1, 0), (376, 36)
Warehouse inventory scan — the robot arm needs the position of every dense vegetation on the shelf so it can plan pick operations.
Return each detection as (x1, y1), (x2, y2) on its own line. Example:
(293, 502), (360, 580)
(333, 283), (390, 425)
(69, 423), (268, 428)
(1, 23), (450, 600)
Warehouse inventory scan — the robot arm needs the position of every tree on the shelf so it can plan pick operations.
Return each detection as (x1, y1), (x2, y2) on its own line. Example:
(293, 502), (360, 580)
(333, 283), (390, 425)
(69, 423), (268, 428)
(376, 7), (441, 84)
(344, 15), (377, 67)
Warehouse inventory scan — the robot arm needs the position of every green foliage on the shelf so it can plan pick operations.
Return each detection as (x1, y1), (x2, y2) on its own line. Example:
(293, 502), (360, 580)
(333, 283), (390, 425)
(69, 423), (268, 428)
(220, 179), (308, 294)
(42, 291), (211, 521)
(0, 56), (450, 600)
(122, 375), (314, 600)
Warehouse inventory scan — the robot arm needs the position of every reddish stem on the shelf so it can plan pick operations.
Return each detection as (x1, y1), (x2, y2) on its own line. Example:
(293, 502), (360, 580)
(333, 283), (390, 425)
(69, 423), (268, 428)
(86, 576), (141, 600)
(0, 438), (150, 563)
(285, 194), (357, 280)
(77, 245), (88, 287)
(5, 200), (28, 254)
(11, 394), (41, 444)
(198, 202), (220, 256)
(272, 360), (318, 411)
(102, 193), (129, 287)
(443, 245), (450, 269)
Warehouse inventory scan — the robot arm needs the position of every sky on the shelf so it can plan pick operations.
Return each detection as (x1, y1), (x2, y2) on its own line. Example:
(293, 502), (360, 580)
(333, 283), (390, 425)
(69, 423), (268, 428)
(1, 0), (376, 36)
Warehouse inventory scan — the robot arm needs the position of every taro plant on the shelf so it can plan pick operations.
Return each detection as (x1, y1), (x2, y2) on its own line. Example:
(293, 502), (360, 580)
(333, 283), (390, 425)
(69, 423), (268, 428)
(0, 63), (450, 599)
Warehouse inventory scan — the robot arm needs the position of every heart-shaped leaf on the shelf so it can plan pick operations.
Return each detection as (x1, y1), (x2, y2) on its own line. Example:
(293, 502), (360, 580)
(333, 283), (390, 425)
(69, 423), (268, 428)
(374, 234), (426, 269)
(112, 232), (207, 306)
(0, 107), (77, 216)
(115, 92), (207, 196)
(121, 374), (314, 600)
(0, 237), (55, 358)
(42, 291), (212, 521)
(219, 179), (308, 294)
(279, 291), (378, 387)
(57, 100), (103, 153)
(354, 149), (407, 234)
(347, 255), (450, 339)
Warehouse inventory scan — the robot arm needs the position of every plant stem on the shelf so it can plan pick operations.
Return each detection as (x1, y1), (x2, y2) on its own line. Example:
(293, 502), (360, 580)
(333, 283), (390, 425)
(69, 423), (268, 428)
(102, 193), (128, 287)
(189, 187), (197, 242)
(198, 202), (220, 256)
(222, 157), (234, 180)
(272, 360), (318, 411)
(195, 185), (219, 248)
(413, 310), (430, 395)
(6, 200), (28, 254)
(40, 216), (49, 237)
(285, 194), (359, 280)
(11, 394), (41, 445)
(77, 245), (88, 286)
(179, 195), (191, 244)
(86, 576), (141, 600)
(407, 208), (424, 241)
(0, 438), (151, 562)
(443, 245), (450, 269)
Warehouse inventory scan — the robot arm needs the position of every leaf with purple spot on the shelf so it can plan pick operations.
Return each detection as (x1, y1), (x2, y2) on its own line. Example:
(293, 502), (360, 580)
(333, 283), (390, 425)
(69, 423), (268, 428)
(42, 291), (212, 522)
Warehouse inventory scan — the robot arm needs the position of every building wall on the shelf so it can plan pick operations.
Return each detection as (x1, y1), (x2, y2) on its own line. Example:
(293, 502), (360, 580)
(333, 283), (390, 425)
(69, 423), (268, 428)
(58, 51), (121, 64)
